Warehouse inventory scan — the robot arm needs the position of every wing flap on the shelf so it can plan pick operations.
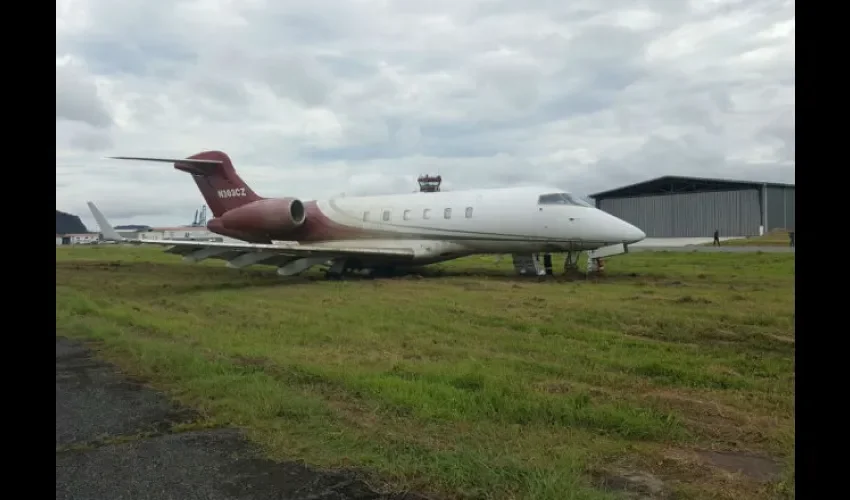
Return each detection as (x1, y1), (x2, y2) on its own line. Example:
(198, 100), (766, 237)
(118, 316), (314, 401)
(155, 239), (415, 258)
(164, 245), (302, 267)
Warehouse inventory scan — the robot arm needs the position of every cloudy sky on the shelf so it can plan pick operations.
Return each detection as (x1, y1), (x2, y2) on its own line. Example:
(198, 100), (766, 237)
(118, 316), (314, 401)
(56, 0), (795, 229)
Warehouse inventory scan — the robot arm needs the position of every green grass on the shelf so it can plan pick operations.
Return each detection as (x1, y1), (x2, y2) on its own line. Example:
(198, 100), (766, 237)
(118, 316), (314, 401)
(56, 246), (795, 500)
(709, 229), (794, 247)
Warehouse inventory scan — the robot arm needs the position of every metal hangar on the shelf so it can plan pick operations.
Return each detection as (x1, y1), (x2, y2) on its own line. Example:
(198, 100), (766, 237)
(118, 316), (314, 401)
(588, 176), (795, 238)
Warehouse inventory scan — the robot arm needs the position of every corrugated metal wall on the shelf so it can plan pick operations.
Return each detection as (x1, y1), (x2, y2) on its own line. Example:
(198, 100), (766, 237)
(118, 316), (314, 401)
(765, 186), (795, 231)
(597, 189), (762, 237)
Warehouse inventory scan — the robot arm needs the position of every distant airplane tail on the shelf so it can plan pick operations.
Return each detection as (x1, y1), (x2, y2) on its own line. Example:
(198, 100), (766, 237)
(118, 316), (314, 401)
(86, 201), (125, 241)
(107, 151), (262, 217)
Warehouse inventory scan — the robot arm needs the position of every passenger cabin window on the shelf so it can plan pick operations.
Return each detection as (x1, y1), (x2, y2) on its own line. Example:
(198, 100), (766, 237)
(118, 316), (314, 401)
(403, 209), (411, 220)
(423, 209), (431, 219)
(444, 208), (452, 219)
(465, 207), (473, 218)
(363, 211), (370, 221)
(382, 210), (390, 221)
(537, 193), (591, 207)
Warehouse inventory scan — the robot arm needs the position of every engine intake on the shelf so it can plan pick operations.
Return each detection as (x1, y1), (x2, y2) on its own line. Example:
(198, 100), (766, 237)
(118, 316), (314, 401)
(218, 198), (306, 236)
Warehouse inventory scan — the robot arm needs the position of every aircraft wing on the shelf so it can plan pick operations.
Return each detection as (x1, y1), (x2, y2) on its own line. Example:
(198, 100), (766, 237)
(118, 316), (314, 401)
(85, 202), (415, 270)
(158, 239), (414, 260)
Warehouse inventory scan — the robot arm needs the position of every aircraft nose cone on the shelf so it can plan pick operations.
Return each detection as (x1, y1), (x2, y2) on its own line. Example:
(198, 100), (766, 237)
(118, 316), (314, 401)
(624, 223), (646, 244)
(593, 209), (646, 244)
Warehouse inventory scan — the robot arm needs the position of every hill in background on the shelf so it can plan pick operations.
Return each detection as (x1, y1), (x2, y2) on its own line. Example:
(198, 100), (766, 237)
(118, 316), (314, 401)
(56, 210), (88, 234)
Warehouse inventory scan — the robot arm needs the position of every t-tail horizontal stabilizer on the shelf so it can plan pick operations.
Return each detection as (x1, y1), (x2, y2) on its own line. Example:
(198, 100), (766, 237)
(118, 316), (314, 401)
(86, 202), (125, 242)
(107, 156), (223, 176)
(107, 156), (222, 165)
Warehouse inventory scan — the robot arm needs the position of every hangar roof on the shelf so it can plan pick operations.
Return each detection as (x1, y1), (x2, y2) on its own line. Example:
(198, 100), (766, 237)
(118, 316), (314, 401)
(589, 175), (795, 200)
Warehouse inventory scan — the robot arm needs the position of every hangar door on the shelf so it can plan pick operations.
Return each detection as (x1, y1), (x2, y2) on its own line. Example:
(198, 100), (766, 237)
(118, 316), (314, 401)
(598, 189), (761, 238)
(765, 186), (795, 231)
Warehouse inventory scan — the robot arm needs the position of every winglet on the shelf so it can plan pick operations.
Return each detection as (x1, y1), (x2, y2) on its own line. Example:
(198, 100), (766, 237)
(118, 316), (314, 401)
(86, 202), (124, 241)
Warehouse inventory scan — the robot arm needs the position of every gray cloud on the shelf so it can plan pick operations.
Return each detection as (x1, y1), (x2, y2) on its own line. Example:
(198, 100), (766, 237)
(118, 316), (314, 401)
(70, 130), (113, 151)
(258, 52), (335, 107)
(55, 62), (113, 128)
(56, 0), (794, 228)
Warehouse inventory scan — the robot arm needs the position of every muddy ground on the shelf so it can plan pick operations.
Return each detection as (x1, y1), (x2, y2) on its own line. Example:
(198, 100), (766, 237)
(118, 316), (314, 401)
(55, 336), (426, 500)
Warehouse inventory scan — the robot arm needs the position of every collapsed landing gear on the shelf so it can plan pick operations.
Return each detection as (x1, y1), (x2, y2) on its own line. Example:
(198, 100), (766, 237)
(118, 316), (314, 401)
(513, 253), (567, 277)
(365, 266), (401, 278)
(322, 258), (399, 280)
(511, 251), (606, 279)
(323, 259), (347, 280)
(563, 251), (580, 273)
(511, 254), (546, 276)
(542, 253), (554, 276)
(585, 256), (605, 274)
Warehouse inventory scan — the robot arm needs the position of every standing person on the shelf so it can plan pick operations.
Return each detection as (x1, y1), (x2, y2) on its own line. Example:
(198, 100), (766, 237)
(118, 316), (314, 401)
(789, 231), (795, 247)
(543, 253), (553, 276)
(713, 229), (720, 246)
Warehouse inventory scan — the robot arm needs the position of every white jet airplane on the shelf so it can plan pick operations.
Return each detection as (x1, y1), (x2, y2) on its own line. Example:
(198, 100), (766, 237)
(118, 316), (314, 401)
(87, 150), (646, 279)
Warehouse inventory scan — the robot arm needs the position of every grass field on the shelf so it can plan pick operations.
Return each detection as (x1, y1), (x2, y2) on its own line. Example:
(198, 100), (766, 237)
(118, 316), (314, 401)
(707, 230), (794, 247)
(56, 246), (795, 500)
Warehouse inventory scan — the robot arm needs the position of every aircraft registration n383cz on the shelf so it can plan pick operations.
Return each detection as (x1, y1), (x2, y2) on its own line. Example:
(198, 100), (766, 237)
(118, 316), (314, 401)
(88, 150), (646, 279)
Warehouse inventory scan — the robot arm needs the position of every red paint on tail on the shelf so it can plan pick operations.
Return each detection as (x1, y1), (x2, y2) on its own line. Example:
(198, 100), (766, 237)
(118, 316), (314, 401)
(179, 151), (262, 217)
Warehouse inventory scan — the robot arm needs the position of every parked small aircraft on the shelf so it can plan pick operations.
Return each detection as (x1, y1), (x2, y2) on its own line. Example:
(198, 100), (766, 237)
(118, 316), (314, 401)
(88, 150), (645, 278)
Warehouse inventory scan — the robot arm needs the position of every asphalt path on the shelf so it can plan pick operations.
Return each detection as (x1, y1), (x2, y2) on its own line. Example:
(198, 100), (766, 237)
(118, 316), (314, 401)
(56, 337), (423, 500)
(630, 245), (795, 253)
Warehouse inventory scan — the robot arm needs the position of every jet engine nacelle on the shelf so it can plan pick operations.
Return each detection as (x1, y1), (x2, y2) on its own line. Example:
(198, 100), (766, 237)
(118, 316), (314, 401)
(218, 198), (306, 236)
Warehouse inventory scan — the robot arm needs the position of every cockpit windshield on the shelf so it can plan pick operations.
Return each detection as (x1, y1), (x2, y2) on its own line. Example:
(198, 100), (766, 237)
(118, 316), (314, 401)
(537, 193), (592, 207)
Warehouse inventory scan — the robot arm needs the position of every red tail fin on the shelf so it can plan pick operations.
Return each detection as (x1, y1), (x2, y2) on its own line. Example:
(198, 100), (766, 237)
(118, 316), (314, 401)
(108, 151), (263, 218)
(177, 151), (262, 217)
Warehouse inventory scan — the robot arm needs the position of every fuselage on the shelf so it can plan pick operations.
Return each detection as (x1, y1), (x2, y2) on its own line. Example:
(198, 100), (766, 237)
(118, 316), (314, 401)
(208, 185), (646, 266)
(106, 151), (647, 272)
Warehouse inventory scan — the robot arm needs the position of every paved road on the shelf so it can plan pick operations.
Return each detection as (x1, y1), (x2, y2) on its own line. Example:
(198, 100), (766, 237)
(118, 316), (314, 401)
(56, 337), (422, 500)
(631, 245), (795, 253)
